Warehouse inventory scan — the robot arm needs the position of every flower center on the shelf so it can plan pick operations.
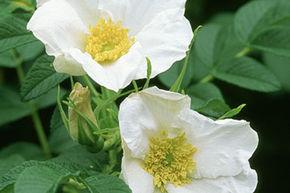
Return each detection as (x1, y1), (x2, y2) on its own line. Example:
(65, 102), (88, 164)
(85, 17), (135, 63)
(143, 131), (197, 192)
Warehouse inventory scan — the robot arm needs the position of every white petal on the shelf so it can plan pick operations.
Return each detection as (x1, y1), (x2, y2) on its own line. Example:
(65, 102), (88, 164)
(70, 43), (146, 92)
(59, 0), (101, 27)
(136, 8), (193, 78)
(99, 0), (187, 34)
(166, 166), (257, 193)
(54, 52), (86, 76)
(27, 0), (88, 56)
(119, 87), (191, 159)
(97, 0), (128, 23)
(178, 109), (259, 179)
(121, 142), (155, 193)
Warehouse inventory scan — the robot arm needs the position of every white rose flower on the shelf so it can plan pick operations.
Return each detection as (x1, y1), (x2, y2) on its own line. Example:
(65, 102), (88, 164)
(28, 0), (193, 92)
(119, 87), (258, 193)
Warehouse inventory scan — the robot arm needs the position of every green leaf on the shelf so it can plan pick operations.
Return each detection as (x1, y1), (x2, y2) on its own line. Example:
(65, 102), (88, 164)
(160, 24), (234, 86)
(48, 126), (77, 155)
(214, 25), (244, 63)
(196, 99), (231, 119)
(0, 85), (33, 126)
(194, 24), (221, 67)
(234, 0), (276, 43)
(187, 83), (224, 109)
(0, 155), (25, 177)
(85, 174), (131, 193)
(0, 184), (13, 193)
(49, 108), (77, 154)
(20, 55), (69, 101)
(0, 50), (18, 68)
(0, 161), (41, 190)
(16, 41), (44, 61)
(218, 104), (246, 120)
(54, 146), (108, 172)
(264, 53), (290, 93)
(0, 142), (44, 160)
(188, 50), (211, 83)
(34, 87), (68, 109)
(0, 41), (44, 68)
(209, 12), (234, 26)
(251, 25), (290, 57)
(0, 2), (11, 14)
(0, 160), (82, 192)
(194, 23), (244, 67)
(14, 165), (72, 193)
(0, 85), (67, 126)
(213, 56), (281, 92)
(0, 14), (37, 53)
(234, 0), (290, 55)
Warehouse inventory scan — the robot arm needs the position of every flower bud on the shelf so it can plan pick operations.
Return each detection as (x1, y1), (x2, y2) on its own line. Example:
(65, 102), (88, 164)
(68, 82), (98, 146)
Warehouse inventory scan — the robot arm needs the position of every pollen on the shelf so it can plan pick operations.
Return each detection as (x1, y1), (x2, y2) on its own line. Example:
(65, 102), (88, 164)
(85, 17), (135, 63)
(143, 131), (197, 192)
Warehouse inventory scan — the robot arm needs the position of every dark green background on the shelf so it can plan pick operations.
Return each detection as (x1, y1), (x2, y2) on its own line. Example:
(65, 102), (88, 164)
(185, 0), (290, 192)
(0, 0), (289, 192)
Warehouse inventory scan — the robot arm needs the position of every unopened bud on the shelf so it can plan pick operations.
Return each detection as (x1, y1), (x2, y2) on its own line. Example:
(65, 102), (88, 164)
(68, 82), (98, 145)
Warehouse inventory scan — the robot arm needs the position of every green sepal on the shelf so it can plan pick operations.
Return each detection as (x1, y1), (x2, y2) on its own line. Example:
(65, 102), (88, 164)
(143, 57), (152, 89)
(218, 104), (246, 120)
(86, 136), (104, 153)
(77, 117), (92, 146)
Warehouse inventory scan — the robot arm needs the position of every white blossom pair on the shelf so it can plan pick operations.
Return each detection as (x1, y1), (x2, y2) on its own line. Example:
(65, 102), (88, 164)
(119, 87), (258, 193)
(29, 1), (259, 192)
(29, 0), (193, 91)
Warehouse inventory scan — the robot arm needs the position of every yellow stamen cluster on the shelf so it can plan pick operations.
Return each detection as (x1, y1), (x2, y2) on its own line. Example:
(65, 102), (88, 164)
(85, 17), (134, 63)
(143, 131), (197, 192)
